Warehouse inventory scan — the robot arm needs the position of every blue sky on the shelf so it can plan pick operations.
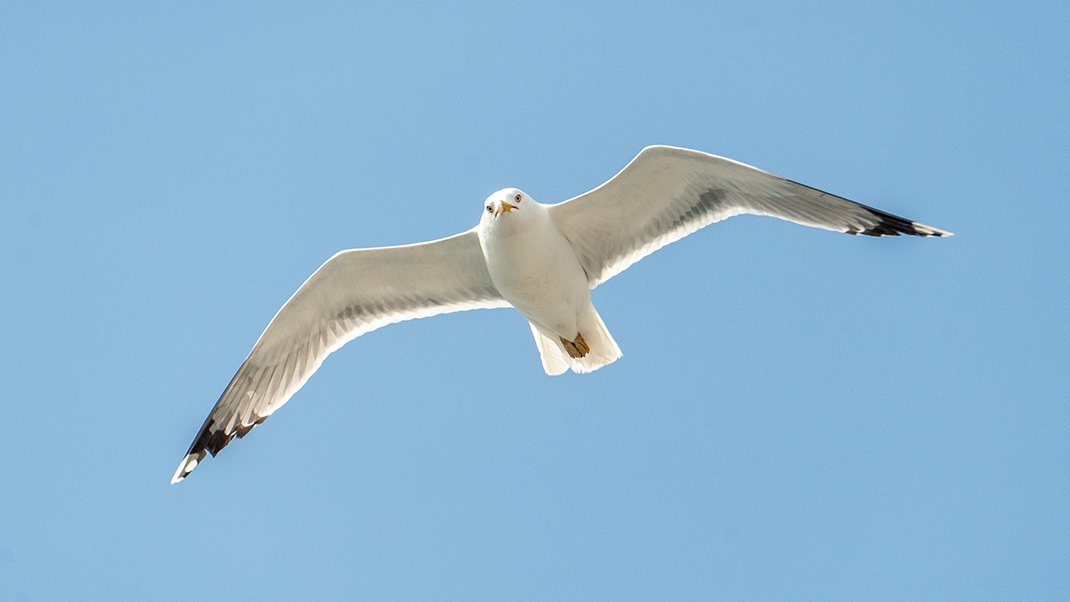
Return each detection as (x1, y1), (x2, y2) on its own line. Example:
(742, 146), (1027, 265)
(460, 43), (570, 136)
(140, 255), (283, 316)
(2, 1), (1067, 600)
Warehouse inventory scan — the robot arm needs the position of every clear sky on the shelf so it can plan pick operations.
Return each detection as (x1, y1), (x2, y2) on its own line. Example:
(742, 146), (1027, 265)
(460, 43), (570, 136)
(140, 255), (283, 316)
(2, 1), (1067, 600)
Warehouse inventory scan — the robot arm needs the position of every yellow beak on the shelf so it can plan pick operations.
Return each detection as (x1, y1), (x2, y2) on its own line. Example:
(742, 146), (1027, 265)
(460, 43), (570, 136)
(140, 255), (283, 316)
(495, 200), (518, 217)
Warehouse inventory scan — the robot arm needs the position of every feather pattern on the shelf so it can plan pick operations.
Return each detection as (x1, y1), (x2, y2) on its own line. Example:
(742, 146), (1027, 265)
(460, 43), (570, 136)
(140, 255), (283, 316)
(550, 146), (951, 288)
(171, 229), (507, 483)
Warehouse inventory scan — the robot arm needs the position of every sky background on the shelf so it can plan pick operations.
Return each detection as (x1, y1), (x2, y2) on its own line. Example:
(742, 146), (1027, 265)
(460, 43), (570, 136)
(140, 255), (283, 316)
(2, 1), (1067, 600)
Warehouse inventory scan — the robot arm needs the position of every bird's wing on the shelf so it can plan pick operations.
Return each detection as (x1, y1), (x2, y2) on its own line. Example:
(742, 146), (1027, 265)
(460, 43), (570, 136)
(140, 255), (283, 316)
(549, 145), (952, 288)
(172, 228), (507, 483)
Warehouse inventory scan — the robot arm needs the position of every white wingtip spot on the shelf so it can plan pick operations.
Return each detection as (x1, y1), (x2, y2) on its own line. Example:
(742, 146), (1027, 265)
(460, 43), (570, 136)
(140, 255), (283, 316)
(170, 456), (197, 484)
(919, 222), (954, 237)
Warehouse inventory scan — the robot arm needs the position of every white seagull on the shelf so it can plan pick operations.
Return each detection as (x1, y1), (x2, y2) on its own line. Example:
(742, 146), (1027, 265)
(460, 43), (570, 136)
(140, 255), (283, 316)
(171, 145), (951, 483)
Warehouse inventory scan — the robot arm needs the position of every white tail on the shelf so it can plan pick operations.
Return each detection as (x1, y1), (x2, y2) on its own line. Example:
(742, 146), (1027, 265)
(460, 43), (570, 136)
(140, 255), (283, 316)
(528, 306), (622, 375)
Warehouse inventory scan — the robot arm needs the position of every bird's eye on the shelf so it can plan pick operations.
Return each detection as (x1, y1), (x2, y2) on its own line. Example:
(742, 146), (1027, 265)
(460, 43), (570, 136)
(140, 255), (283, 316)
(486, 206), (492, 213)
(514, 193), (522, 202)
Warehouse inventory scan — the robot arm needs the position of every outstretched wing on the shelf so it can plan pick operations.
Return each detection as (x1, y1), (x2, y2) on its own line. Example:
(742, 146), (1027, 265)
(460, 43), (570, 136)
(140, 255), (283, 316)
(172, 229), (507, 483)
(549, 145), (952, 288)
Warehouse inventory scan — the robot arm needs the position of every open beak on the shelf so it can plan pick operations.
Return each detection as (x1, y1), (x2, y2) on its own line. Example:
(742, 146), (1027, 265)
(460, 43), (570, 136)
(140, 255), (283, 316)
(494, 200), (518, 217)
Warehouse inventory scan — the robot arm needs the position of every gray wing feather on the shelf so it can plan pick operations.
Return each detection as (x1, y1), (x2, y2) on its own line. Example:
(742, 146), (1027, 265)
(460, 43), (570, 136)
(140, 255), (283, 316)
(549, 146), (952, 288)
(172, 229), (506, 483)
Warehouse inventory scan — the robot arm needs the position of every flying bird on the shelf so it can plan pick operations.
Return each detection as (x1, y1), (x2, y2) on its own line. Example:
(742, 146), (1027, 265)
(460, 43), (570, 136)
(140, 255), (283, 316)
(171, 145), (951, 483)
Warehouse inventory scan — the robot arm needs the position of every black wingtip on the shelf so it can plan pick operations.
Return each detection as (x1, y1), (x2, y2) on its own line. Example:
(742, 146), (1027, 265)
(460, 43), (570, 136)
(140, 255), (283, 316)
(171, 412), (271, 483)
(850, 206), (952, 238)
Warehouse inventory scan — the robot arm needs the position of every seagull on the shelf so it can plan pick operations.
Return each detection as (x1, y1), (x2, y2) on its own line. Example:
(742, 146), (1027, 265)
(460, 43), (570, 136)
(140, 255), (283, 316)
(171, 145), (951, 483)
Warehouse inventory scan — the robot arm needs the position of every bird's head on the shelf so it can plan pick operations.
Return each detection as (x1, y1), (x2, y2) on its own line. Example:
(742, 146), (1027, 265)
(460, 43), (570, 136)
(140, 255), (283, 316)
(479, 189), (538, 235)
(482, 188), (528, 221)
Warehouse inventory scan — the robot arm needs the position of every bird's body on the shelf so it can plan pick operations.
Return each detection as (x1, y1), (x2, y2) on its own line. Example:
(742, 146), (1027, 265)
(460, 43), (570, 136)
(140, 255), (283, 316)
(478, 188), (620, 375)
(171, 145), (952, 483)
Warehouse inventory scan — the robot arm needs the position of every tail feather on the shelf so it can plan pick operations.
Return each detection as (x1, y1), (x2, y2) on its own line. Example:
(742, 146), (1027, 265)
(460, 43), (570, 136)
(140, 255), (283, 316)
(530, 323), (570, 375)
(529, 307), (622, 375)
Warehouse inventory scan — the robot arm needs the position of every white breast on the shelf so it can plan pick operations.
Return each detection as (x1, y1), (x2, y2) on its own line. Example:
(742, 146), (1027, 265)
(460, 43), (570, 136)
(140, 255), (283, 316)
(478, 198), (591, 337)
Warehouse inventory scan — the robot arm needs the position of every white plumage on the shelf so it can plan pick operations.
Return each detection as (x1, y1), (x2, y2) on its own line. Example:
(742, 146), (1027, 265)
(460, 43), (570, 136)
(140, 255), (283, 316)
(171, 145), (951, 483)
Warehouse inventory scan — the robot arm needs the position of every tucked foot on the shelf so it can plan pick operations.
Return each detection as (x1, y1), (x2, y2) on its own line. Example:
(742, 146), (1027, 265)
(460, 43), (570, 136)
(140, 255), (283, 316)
(560, 332), (590, 359)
